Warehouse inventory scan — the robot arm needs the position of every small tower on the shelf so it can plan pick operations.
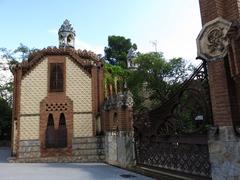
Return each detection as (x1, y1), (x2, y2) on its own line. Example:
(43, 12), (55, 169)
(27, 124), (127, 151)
(58, 19), (76, 48)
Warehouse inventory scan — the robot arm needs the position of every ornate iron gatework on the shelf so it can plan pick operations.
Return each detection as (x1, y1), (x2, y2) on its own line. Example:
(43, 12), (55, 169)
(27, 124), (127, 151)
(134, 62), (212, 178)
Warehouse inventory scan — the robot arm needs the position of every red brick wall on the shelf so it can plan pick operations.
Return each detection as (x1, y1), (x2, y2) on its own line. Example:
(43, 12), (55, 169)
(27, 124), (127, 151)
(199, 0), (240, 25)
(40, 56), (73, 157)
(102, 107), (133, 132)
(199, 0), (220, 25)
(223, 0), (240, 21)
(208, 60), (233, 126)
(11, 70), (22, 156)
(199, 0), (240, 126)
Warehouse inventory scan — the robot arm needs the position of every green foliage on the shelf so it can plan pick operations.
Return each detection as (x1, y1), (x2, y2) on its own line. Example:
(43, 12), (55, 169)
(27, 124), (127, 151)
(0, 98), (12, 140)
(0, 81), (13, 106)
(103, 50), (193, 112)
(0, 43), (39, 65)
(104, 35), (137, 68)
(127, 52), (193, 111)
(104, 63), (128, 92)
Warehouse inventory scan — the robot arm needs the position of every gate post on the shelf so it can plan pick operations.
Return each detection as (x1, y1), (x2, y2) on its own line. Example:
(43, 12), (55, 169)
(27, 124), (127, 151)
(102, 91), (135, 168)
(198, 0), (240, 179)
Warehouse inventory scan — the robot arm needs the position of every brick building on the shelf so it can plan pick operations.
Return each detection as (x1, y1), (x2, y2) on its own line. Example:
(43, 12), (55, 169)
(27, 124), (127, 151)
(197, 0), (240, 179)
(10, 20), (107, 162)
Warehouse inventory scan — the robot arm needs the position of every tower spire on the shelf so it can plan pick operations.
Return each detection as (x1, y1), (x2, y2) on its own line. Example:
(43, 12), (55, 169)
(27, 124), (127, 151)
(58, 19), (76, 48)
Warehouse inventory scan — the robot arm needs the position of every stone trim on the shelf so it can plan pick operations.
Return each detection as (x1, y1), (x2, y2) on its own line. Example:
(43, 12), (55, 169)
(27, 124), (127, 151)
(73, 111), (92, 115)
(197, 17), (232, 61)
(20, 114), (40, 117)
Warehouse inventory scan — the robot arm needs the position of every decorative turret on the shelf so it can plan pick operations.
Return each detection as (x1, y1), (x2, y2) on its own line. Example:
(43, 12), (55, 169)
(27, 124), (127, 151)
(58, 19), (76, 48)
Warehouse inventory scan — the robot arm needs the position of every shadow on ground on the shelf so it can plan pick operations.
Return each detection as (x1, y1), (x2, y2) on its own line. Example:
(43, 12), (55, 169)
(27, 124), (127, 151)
(0, 147), (10, 163)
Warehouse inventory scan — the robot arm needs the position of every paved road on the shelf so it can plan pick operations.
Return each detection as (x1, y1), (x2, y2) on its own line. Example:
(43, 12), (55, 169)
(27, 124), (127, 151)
(0, 147), (154, 180)
(0, 147), (10, 162)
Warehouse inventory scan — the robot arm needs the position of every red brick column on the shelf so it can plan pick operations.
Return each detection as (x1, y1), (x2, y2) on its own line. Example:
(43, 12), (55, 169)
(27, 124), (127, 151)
(198, 1), (240, 179)
(199, 0), (240, 25)
(199, 0), (240, 126)
(11, 70), (22, 156)
(208, 60), (233, 126)
(91, 66), (98, 136)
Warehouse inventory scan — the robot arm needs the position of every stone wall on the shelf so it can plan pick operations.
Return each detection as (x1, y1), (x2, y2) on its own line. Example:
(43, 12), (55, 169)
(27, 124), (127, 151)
(105, 131), (135, 168)
(208, 126), (240, 180)
(12, 132), (135, 165)
(72, 137), (105, 162)
(12, 137), (105, 163)
(18, 140), (41, 159)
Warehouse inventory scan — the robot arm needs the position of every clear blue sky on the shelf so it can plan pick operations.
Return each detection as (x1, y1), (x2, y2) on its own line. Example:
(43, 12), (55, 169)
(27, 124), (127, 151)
(0, 0), (202, 62)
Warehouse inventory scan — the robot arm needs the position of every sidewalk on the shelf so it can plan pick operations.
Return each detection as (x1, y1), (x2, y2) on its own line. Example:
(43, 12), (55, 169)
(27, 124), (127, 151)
(0, 163), (154, 180)
(0, 148), (154, 180)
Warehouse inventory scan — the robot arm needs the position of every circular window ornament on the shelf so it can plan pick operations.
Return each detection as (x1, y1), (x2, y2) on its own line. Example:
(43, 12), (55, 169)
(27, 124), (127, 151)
(197, 17), (232, 61)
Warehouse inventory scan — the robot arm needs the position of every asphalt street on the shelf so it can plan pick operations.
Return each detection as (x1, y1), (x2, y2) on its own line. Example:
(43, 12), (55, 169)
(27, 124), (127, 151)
(0, 147), (153, 180)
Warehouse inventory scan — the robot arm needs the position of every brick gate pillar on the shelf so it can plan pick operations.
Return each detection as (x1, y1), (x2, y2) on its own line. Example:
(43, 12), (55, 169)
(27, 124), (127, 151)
(198, 0), (240, 179)
(102, 91), (135, 168)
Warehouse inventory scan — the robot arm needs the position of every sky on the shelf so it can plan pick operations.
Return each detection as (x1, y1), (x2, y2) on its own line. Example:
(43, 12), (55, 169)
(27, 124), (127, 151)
(0, 0), (202, 63)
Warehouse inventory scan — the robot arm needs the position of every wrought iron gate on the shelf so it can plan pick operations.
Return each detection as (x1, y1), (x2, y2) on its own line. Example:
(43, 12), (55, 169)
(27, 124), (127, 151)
(134, 62), (212, 179)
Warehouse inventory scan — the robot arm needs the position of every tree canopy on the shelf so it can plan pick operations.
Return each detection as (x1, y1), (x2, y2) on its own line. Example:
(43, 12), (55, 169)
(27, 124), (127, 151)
(128, 52), (193, 111)
(104, 51), (193, 111)
(104, 35), (137, 68)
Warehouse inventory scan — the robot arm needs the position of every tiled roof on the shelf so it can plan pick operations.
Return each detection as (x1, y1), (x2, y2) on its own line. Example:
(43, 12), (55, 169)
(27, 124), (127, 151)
(12, 47), (102, 76)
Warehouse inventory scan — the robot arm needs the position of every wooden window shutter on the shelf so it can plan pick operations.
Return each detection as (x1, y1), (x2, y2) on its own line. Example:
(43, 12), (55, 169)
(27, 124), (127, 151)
(50, 63), (64, 92)
(45, 114), (55, 148)
(57, 113), (67, 148)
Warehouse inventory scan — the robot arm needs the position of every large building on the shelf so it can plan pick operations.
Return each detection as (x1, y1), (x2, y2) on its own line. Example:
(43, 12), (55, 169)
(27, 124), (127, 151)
(11, 20), (106, 162)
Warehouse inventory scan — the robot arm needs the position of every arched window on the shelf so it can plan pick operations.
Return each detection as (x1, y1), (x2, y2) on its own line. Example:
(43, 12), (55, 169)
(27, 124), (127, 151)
(57, 113), (67, 148)
(45, 114), (55, 148)
(67, 34), (73, 44)
(50, 63), (64, 92)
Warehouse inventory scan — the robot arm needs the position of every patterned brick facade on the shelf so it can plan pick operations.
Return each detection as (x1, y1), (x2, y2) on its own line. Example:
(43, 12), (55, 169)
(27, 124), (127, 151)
(11, 48), (104, 161)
